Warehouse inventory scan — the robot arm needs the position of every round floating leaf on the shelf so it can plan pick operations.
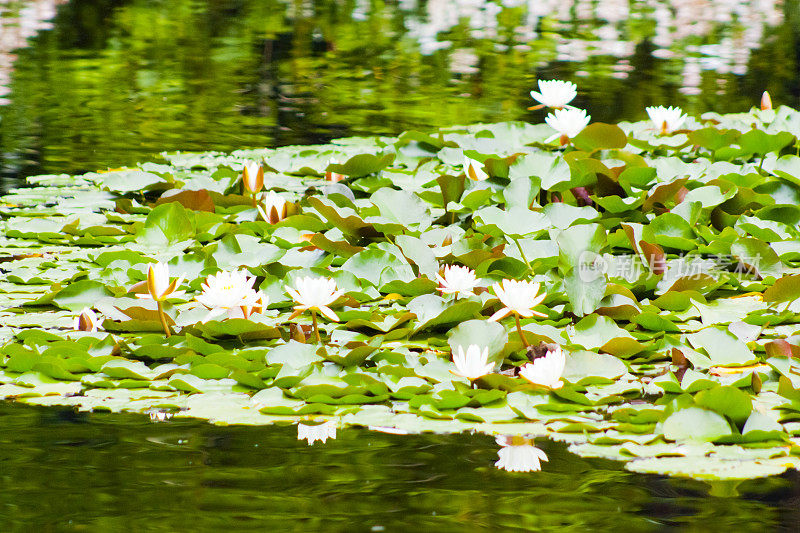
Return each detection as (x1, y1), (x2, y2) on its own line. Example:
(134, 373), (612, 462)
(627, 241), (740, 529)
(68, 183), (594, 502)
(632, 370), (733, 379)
(686, 328), (756, 367)
(136, 201), (196, 248)
(738, 129), (794, 155)
(371, 188), (434, 229)
(101, 360), (159, 381)
(662, 407), (733, 442)
(687, 127), (740, 152)
(51, 280), (114, 312)
(447, 319), (508, 363)
(326, 153), (395, 177)
(562, 350), (627, 383)
(571, 123), (628, 152)
(763, 274), (800, 304)
(693, 385), (753, 425)
(626, 456), (788, 480)
(407, 294), (481, 332)
(101, 170), (167, 193)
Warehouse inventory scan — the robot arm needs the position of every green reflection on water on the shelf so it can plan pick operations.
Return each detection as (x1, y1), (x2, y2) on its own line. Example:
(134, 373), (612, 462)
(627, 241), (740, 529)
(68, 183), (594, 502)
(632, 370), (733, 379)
(1, 0), (799, 182)
(0, 402), (796, 531)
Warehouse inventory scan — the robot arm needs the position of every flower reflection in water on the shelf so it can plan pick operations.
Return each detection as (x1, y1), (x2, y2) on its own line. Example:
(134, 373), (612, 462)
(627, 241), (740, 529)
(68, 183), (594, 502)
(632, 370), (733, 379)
(297, 421), (337, 445)
(149, 410), (174, 423)
(0, 0), (66, 104)
(495, 436), (548, 472)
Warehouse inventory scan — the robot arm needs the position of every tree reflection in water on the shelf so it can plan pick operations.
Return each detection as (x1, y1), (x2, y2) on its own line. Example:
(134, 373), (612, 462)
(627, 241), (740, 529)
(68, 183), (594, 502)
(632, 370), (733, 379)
(0, 0), (797, 182)
(0, 402), (798, 530)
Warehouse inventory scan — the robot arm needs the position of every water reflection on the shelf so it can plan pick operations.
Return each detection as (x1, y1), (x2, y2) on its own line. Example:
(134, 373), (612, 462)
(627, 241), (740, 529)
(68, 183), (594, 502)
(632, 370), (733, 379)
(0, 0), (797, 181)
(149, 409), (174, 422)
(1, 402), (800, 530)
(297, 420), (337, 445)
(495, 435), (548, 472)
(0, 0), (64, 104)
(405, 0), (783, 85)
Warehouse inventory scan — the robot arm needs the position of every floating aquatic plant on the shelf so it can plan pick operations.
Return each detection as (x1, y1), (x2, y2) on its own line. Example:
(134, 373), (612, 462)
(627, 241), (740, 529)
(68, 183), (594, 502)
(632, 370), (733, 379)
(2, 90), (800, 481)
(518, 345), (566, 389)
(135, 262), (185, 338)
(286, 276), (344, 343)
(489, 279), (546, 348)
(529, 79), (577, 110)
(196, 270), (264, 321)
(451, 344), (493, 381)
(436, 265), (478, 300)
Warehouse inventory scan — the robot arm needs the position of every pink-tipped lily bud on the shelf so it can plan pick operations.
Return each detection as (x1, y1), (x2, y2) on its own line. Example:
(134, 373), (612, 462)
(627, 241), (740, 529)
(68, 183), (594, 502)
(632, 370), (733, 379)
(761, 91), (773, 111)
(242, 162), (265, 194)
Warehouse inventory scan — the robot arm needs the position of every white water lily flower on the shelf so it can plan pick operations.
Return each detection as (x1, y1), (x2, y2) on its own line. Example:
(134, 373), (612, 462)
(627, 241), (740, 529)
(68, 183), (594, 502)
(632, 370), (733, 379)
(242, 161), (264, 194)
(463, 156), (488, 181)
(436, 265), (478, 298)
(257, 191), (288, 223)
(298, 421), (337, 445)
(646, 105), (688, 134)
(74, 307), (99, 332)
(136, 262), (186, 302)
(286, 276), (344, 322)
(489, 279), (546, 321)
(545, 107), (590, 143)
(518, 345), (566, 389)
(451, 344), (493, 380)
(196, 270), (263, 321)
(530, 79), (577, 109)
(495, 436), (548, 472)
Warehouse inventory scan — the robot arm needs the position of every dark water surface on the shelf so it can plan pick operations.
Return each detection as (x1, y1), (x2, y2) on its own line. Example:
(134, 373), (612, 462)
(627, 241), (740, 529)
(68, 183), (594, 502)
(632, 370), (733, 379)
(1, 402), (800, 531)
(3, 2), (800, 529)
(1, 0), (799, 182)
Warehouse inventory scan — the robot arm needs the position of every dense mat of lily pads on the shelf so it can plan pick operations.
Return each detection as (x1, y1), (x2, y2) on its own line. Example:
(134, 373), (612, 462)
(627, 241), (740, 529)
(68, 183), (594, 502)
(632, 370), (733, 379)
(6, 100), (800, 480)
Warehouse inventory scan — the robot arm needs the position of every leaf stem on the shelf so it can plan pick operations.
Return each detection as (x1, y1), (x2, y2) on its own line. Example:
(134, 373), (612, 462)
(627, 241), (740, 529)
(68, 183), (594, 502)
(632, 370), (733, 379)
(513, 237), (533, 274)
(312, 310), (321, 343)
(156, 300), (171, 338)
(515, 314), (529, 348)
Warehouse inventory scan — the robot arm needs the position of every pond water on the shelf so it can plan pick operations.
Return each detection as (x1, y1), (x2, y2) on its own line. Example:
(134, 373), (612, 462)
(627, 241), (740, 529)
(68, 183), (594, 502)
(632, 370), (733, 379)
(1, 0), (799, 183)
(3, 1), (800, 527)
(2, 401), (800, 531)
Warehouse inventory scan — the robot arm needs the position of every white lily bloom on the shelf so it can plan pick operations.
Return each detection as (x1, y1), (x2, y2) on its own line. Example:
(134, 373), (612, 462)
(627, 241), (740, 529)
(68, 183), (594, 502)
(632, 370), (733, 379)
(463, 156), (488, 181)
(257, 191), (288, 223)
(518, 345), (566, 389)
(298, 421), (337, 445)
(489, 279), (546, 321)
(136, 262), (186, 302)
(195, 270), (263, 321)
(286, 276), (344, 322)
(646, 105), (688, 134)
(242, 161), (264, 194)
(530, 80), (577, 109)
(74, 307), (100, 332)
(495, 436), (548, 472)
(545, 107), (591, 143)
(436, 265), (478, 298)
(451, 344), (493, 380)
